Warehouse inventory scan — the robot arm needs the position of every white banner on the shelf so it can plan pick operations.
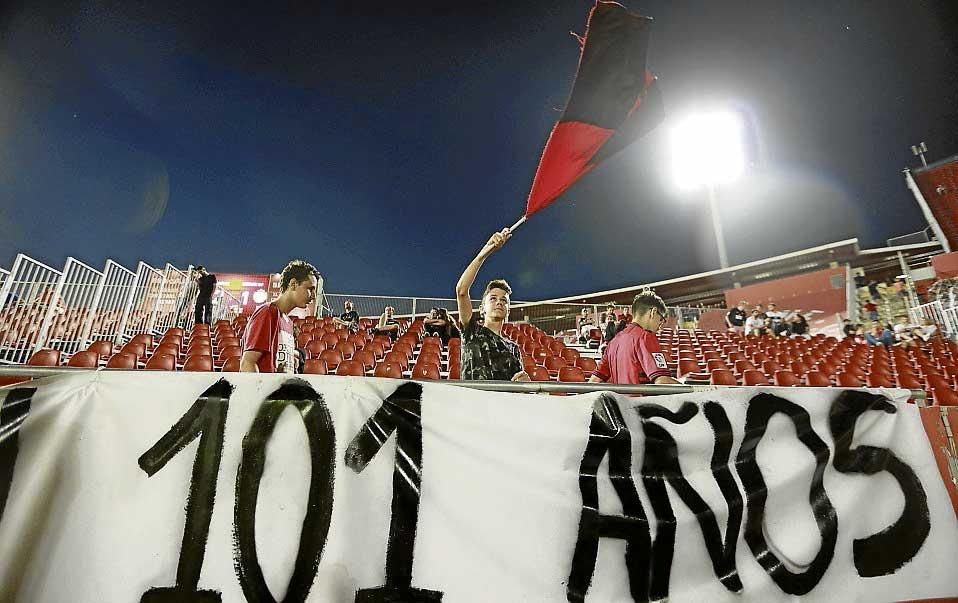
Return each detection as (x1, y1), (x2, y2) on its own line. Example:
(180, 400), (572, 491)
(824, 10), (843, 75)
(0, 373), (956, 602)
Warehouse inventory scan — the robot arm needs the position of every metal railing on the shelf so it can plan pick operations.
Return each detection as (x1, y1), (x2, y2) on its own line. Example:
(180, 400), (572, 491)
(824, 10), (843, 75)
(119, 262), (165, 344)
(0, 255), (64, 365)
(33, 258), (104, 359)
(85, 260), (137, 347)
(153, 264), (192, 336)
(0, 364), (927, 402)
(212, 287), (242, 323)
(909, 300), (957, 339)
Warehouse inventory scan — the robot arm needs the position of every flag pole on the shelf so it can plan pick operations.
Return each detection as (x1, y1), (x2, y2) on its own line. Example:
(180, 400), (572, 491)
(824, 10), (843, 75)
(508, 215), (527, 233)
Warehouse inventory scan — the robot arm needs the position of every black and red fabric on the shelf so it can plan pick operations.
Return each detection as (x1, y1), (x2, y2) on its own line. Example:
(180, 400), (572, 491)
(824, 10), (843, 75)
(525, 1), (664, 217)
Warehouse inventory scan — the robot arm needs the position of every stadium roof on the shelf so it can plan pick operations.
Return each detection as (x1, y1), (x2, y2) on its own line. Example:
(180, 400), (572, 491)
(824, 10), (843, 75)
(527, 238), (942, 307)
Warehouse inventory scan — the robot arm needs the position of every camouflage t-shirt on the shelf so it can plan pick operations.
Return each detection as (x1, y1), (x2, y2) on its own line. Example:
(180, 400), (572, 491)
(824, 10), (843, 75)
(460, 312), (523, 381)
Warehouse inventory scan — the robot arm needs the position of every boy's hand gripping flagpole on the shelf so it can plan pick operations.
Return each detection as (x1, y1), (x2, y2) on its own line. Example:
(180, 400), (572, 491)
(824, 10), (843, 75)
(507, 215), (527, 233)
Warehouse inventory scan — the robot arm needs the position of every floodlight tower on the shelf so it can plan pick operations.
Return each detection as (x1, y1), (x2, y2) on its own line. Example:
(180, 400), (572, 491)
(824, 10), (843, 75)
(670, 110), (746, 269)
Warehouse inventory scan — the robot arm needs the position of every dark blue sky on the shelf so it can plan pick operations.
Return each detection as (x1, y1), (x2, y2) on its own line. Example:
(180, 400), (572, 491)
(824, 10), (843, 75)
(2, 1), (956, 299)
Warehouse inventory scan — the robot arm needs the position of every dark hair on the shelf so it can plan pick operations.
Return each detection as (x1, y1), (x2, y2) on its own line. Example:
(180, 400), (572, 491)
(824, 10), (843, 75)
(280, 260), (318, 291)
(195, 265), (206, 272)
(483, 279), (512, 301)
(631, 289), (666, 319)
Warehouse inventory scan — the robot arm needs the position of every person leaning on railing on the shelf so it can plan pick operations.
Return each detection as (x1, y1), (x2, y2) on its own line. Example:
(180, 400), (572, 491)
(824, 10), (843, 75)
(455, 228), (530, 382)
(588, 289), (680, 386)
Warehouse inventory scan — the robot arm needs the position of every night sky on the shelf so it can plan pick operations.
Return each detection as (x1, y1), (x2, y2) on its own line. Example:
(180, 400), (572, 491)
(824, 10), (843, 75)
(1, 1), (956, 300)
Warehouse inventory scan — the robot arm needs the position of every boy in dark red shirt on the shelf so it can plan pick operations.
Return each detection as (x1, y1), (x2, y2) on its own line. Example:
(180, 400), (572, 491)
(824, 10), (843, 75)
(241, 260), (318, 373)
(590, 289), (679, 385)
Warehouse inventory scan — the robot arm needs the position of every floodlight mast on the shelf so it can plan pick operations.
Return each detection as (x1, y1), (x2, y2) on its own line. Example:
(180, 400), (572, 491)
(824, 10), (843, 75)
(670, 110), (746, 270)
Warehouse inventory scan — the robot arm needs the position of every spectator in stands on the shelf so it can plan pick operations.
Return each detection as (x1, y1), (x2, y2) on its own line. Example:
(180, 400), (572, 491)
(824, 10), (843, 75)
(588, 289), (679, 385)
(726, 301), (746, 332)
(603, 310), (618, 344)
(867, 280), (880, 300)
(374, 306), (401, 341)
(892, 316), (912, 342)
(863, 299), (879, 322)
(241, 260), (318, 373)
(788, 312), (809, 337)
(455, 228), (529, 382)
(842, 319), (862, 339)
(916, 318), (938, 342)
(436, 307), (460, 344)
(423, 307), (444, 338)
(577, 311), (595, 344)
(745, 309), (766, 336)
(864, 323), (894, 348)
(577, 308), (593, 331)
(333, 300), (359, 331)
(894, 277), (907, 299)
(193, 266), (216, 326)
(765, 302), (785, 335)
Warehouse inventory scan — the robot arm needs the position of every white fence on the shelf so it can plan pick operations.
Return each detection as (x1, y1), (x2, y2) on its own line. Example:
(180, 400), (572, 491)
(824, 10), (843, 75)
(0, 255), (64, 364)
(909, 300), (958, 339)
(33, 258), (104, 359)
(0, 255), (220, 361)
(85, 260), (138, 346)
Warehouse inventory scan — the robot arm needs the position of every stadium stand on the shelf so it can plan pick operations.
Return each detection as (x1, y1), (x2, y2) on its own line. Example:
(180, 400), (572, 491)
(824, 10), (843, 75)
(2, 245), (958, 405)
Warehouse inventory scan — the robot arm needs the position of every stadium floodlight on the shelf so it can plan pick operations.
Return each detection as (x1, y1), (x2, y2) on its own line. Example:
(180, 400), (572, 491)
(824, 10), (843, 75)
(670, 110), (747, 269)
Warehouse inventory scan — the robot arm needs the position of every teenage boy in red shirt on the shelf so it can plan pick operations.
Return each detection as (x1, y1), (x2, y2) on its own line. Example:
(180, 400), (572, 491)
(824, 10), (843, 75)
(240, 260), (318, 373)
(589, 289), (680, 386)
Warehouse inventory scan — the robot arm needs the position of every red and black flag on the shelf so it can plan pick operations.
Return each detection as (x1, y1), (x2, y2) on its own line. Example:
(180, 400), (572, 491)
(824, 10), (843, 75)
(524, 1), (664, 218)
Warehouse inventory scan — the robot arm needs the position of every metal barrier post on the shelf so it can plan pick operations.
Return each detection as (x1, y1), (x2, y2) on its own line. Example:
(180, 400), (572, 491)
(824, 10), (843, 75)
(85, 260), (137, 347)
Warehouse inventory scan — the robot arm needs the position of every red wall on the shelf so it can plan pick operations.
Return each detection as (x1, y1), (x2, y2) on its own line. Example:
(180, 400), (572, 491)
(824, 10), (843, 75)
(913, 157), (958, 251)
(932, 251), (958, 279)
(724, 266), (848, 316)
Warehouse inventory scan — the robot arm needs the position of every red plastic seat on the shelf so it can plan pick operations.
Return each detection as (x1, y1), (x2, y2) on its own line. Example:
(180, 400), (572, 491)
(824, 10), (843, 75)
(130, 333), (154, 349)
(773, 370), (801, 386)
(28, 349), (61, 367)
(804, 371), (831, 387)
(186, 344), (213, 359)
(932, 387), (958, 407)
(353, 350), (376, 372)
(383, 351), (410, 371)
(120, 341), (147, 360)
(374, 362), (404, 379)
(545, 356), (569, 374)
(145, 353), (176, 371)
(221, 356), (241, 372)
(296, 332), (312, 349)
(710, 369), (737, 385)
(66, 351), (99, 368)
(305, 339), (327, 359)
(574, 357), (598, 373)
(865, 372), (894, 388)
(105, 353), (137, 369)
(154, 343), (181, 359)
(303, 358), (327, 375)
(86, 340), (114, 360)
(336, 359), (366, 377)
(319, 349), (343, 371)
(183, 355), (213, 372)
(742, 370), (769, 386)
(836, 372), (863, 388)
(411, 362), (441, 380)
(529, 366), (552, 382)
(417, 351), (442, 367)
(561, 348), (581, 362)
(558, 366), (586, 382)
(677, 359), (701, 379)
(217, 345), (242, 366)
(335, 341), (356, 360)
